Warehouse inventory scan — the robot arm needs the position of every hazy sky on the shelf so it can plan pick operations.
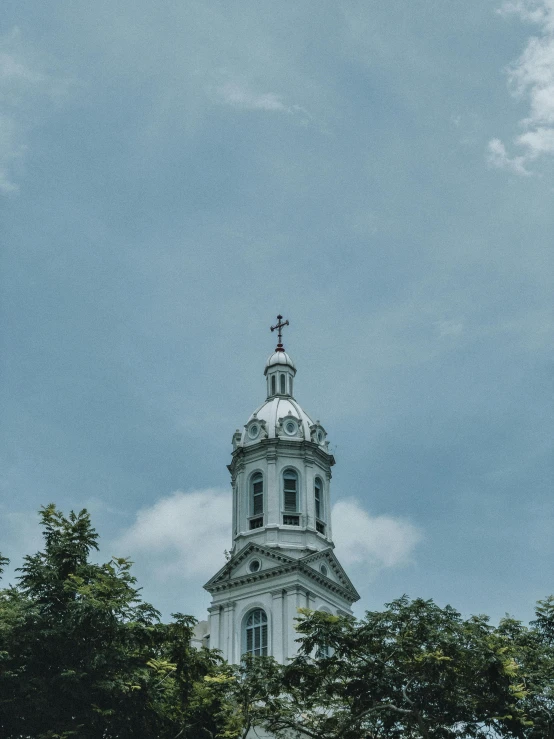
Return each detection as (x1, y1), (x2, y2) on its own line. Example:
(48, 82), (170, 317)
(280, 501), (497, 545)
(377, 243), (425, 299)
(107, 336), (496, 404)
(1, 0), (553, 625)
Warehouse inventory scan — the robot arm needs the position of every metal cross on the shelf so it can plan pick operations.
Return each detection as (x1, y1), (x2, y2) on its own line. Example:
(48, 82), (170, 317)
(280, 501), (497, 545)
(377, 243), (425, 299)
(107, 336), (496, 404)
(270, 314), (289, 350)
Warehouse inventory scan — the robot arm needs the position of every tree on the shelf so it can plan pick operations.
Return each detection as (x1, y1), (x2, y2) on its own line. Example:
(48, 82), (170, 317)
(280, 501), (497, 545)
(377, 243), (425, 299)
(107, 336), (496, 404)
(236, 596), (553, 739)
(0, 505), (235, 739)
(497, 597), (554, 739)
(2, 507), (552, 739)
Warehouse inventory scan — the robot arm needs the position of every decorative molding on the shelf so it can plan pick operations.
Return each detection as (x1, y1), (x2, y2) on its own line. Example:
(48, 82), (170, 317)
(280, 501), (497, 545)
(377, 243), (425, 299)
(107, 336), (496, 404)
(204, 542), (359, 603)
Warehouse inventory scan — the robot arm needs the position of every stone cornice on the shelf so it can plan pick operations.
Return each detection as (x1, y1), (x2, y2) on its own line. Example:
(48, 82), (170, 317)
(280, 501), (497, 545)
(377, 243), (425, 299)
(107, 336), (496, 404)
(228, 438), (334, 476)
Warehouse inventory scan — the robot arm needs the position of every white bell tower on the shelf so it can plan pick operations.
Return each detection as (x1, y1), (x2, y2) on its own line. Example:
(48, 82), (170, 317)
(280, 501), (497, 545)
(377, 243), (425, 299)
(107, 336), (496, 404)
(204, 317), (359, 663)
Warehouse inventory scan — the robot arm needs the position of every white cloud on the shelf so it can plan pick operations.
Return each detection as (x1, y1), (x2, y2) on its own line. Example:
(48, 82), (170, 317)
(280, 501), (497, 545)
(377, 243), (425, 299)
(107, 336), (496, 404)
(499, 0), (554, 28)
(487, 137), (531, 174)
(212, 78), (310, 123)
(114, 491), (421, 584)
(216, 81), (290, 112)
(332, 499), (423, 571)
(115, 489), (231, 581)
(489, 1), (554, 173)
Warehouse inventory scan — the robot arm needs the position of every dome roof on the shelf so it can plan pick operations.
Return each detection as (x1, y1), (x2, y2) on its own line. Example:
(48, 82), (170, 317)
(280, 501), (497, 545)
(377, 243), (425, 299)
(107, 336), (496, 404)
(241, 396), (314, 445)
(264, 350), (296, 374)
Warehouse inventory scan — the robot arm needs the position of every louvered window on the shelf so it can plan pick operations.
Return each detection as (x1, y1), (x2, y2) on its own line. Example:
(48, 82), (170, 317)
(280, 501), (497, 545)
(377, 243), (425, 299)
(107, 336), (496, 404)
(315, 477), (323, 520)
(283, 469), (298, 512)
(244, 609), (268, 656)
(251, 473), (263, 516)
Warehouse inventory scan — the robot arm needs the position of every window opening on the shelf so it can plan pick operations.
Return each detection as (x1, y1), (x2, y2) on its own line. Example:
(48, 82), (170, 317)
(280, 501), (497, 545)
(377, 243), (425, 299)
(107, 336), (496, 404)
(283, 469), (298, 512)
(251, 473), (263, 516)
(244, 609), (268, 656)
(280, 374), (286, 394)
(283, 514), (300, 526)
(314, 478), (323, 520)
(271, 375), (276, 395)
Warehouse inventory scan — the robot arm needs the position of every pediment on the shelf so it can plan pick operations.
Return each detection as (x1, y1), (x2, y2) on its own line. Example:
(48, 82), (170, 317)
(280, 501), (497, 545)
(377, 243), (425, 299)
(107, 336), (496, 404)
(203, 543), (299, 590)
(299, 548), (360, 602)
(204, 543), (359, 603)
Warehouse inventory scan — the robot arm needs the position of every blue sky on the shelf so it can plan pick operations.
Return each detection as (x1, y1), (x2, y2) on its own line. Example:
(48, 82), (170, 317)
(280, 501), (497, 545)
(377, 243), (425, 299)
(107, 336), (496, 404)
(1, 0), (552, 625)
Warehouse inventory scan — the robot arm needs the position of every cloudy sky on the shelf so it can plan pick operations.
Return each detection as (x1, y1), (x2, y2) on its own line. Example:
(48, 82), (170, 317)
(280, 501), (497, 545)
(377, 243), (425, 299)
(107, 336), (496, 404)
(1, 0), (552, 625)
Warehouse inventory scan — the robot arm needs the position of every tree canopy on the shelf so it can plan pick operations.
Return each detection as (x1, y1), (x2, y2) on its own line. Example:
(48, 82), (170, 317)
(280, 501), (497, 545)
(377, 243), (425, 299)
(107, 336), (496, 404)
(230, 598), (554, 739)
(0, 506), (552, 739)
(0, 505), (234, 738)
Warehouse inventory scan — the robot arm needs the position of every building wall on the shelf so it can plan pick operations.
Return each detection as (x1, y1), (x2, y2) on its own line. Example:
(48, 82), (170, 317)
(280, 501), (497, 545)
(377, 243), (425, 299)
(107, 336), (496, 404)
(208, 575), (353, 663)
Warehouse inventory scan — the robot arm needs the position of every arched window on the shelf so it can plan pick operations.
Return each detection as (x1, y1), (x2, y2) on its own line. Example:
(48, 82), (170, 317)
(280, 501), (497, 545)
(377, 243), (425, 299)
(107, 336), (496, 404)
(315, 477), (325, 533)
(249, 473), (264, 529)
(271, 375), (276, 395)
(289, 376), (293, 395)
(314, 477), (323, 520)
(251, 473), (263, 516)
(283, 469), (298, 512)
(244, 609), (268, 656)
(280, 373), (286, 394)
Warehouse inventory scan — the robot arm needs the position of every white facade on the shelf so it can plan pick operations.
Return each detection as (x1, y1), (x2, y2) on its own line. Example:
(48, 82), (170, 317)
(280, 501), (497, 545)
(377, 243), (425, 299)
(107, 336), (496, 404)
(203, 341), (359, 664)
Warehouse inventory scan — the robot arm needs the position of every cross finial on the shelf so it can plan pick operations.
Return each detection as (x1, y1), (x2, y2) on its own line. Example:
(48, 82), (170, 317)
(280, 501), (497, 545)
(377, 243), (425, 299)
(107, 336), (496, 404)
(270, 314), (289, 351)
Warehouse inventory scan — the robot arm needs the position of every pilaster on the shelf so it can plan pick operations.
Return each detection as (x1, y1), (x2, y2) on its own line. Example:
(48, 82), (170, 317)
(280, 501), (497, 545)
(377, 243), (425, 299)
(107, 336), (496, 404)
(266, 449), (278, 526)
(223, 601), (237, 663)
(304, 458), (315, 530)
(285, 587), (304, 659)
(208, 605), (221, 652)
(325, 470), (333, 541)
(270, 589), (285, 662)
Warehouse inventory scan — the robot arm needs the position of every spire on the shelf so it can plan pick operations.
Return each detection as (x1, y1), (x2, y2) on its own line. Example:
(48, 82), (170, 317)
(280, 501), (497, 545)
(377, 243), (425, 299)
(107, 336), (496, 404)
(265, 315), (295, 397)
(270, 314), (289, 351)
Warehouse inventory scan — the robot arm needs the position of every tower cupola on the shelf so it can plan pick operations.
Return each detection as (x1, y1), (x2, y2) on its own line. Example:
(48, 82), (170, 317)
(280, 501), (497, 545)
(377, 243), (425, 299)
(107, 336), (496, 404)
(229, 315), (335, 556)
(264, 314), (296, 398)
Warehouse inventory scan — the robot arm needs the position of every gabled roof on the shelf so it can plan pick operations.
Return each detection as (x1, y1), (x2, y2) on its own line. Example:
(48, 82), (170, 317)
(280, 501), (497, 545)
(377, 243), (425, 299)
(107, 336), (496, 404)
(204, 543), (360, 603)
(300, 548), (360, 601)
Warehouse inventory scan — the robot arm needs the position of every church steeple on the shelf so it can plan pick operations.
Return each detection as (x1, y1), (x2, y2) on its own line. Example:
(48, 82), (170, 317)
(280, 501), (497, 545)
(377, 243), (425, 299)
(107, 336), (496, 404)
(203, 321), (359, 665)
(229, 319), (334, 556)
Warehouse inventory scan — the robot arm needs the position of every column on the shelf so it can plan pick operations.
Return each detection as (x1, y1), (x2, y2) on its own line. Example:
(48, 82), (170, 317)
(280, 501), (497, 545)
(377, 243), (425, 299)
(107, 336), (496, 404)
(208, 605), (221, 653)
(236, 464), (245, 534)
(304, 458), (315, 530)
(224, 601), (236, 663)
(231, 476), (237, 538)
(285, 587), (303, 659)
(267, 449), (278, 526)
(271, 589), (285, 663)
(325, 471), (333, 541)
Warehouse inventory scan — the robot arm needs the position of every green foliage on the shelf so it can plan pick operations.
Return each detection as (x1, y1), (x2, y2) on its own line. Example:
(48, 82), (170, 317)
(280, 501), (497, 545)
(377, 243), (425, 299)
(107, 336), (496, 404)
(496, 597), (554, 739)
(235, 596), (554, 739)
(1, 506), (552, 739)
(0, 505), (236, 739)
